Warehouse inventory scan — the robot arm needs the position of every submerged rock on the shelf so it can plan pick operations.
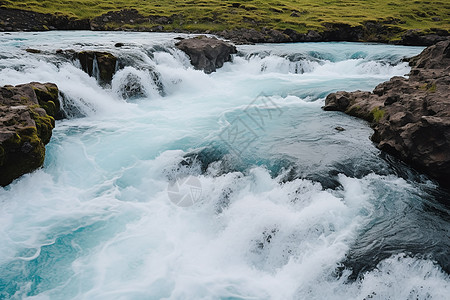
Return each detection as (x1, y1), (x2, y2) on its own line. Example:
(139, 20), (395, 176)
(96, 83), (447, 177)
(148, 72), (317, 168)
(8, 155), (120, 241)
(78, 51), (117, 84)
(175, 36), (237, 73)
(0, 82), (59, 186)
(323, 39), (450, 187)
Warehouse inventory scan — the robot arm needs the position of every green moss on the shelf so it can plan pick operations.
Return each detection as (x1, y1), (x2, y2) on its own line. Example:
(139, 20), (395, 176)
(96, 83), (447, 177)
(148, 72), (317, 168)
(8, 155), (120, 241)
(419, 83), (428, 90)
(39, 100), (57, 117)
(370, 107), (386, 122)
(419, 82), (437, 93)
(30, 108), (55, 145)
(32, 85), (60, 118)
(0, 126), (46, 186)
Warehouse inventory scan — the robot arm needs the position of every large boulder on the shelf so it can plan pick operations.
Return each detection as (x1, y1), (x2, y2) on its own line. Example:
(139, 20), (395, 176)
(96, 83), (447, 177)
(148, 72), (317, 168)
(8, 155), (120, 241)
(323, 40), (450, 187)
(176, 36), (237, 73)
(78, 51), (117, 84)
(0, 82), (59, 186)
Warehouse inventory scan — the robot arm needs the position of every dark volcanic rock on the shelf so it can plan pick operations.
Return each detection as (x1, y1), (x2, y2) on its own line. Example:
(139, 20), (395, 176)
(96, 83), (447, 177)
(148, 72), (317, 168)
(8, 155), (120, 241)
(218, 24), (449, 45)
(400, 29), (450, 46)
(0, 82), (59, 186)
(321, 23), (364, 41)
(90, 9), (174, 31)
(323, 40), (450, 187)
(0, 7), (89, 31)
(176, 36), (237, 73)
(220, 28), (292, 44)
(78, 51), (117, 84)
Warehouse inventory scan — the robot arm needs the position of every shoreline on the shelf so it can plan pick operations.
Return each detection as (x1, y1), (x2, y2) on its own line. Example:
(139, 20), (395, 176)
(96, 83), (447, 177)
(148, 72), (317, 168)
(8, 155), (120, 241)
(1, 7), (449, 46)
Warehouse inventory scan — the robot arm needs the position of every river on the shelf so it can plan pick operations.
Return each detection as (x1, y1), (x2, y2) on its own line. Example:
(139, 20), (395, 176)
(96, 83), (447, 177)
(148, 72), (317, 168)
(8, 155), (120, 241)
(0, 31), (449, 299)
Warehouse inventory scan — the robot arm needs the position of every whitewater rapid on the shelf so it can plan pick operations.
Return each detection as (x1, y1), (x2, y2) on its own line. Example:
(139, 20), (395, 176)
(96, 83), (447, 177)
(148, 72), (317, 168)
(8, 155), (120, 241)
(0, 32), (449, 300)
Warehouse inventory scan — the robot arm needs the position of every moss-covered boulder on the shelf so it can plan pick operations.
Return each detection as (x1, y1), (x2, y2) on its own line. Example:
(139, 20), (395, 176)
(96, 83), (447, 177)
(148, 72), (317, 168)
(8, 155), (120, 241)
(78, 51), (117, 84)
(0, 82), (58, 186)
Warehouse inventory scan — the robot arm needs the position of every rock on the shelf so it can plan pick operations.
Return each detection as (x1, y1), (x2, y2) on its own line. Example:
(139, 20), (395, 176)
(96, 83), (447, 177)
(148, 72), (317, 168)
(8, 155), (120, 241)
(321, 23), (364, 41)
(90, 9), (174, 31)
(25, 48), (42, 54)
(175, 36), (237, 73)
(78, 51), (117, 84)
(219, 28), (292, 44)
(323, 39), (450, 187)
(0, 82), (59, 186)
(218, 24), (449, 45)
(0, 7), (90, 32)
(400, 29), (449, 46)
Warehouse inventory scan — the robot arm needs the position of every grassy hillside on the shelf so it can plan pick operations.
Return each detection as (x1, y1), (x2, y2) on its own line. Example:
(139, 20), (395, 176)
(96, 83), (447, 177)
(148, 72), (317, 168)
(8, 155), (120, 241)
(1, 0), (449, 34)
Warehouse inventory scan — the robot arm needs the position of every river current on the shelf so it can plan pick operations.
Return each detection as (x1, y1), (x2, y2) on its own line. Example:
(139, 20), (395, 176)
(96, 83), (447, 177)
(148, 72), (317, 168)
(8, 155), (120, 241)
(0, 32), (449, 299)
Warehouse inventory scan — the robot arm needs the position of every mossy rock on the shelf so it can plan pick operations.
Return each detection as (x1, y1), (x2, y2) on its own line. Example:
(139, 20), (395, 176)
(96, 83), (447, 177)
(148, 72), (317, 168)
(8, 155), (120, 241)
(31, 83), (61, 118)
(30, 107), (55, 144)
(0, 82), (58, 186)
(0, 127), (45, 186)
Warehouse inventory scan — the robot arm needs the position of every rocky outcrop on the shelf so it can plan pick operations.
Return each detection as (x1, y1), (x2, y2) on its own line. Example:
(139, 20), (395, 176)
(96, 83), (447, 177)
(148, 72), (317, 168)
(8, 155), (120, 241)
(0, 7), (89, 31)
(323, 40), (450, 187)
(26, 48), (118, 85)
(400, 29), (450, 46)
(219, 25), (448, 46)
(78, 51), (117, 84)
(219, 28), (293, 44)
(175, 36), (237, 73)
(1, 6), (448, 45)
(0, 82), (60, 186)
(90, 9), (175, 31)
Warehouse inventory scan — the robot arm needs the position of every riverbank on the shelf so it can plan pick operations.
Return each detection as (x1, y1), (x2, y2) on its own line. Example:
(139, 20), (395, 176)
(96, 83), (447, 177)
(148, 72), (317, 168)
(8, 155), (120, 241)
(323, 39), (450, 188)
(1, 1), (449, 45)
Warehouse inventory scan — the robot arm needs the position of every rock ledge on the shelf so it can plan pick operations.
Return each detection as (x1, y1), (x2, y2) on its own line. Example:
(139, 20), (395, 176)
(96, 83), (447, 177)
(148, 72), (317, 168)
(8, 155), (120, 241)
(0, 82), (60, 186)
(323, 40), (450, 187)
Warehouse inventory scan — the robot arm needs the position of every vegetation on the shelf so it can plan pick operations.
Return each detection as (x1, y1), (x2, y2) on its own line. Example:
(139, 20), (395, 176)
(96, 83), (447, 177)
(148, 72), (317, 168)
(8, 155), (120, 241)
(370, 107), (386, 122)
(1, 0), (449, 34)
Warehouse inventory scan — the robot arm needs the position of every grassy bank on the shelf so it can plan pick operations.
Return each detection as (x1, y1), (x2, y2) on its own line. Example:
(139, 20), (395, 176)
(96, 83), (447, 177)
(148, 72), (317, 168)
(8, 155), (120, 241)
(1, 0), (449, 35)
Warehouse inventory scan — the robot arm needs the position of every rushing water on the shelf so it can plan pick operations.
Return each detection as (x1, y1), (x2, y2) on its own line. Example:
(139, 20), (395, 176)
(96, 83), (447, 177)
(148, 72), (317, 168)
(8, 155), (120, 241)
(0, 31), (449, 299)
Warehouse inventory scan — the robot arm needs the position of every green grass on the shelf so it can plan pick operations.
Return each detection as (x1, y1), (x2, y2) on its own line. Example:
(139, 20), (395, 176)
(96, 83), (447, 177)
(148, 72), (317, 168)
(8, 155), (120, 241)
(1, 0), (449, 34)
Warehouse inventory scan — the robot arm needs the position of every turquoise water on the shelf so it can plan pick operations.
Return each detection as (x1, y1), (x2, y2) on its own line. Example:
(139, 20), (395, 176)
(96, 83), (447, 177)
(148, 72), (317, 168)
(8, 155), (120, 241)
(0, 32), (449, 299)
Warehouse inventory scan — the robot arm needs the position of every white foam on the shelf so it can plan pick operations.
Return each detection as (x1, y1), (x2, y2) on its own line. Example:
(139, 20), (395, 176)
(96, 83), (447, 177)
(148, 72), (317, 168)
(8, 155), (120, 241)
(1, 32), (444, 299)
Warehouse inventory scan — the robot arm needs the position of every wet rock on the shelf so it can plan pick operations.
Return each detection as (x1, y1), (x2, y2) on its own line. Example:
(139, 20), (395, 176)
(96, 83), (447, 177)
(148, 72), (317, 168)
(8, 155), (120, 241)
(0, 82), (59, 186)
(323, 39), (450, 187)
(78, 51), (117, 84)
(175, 36), (237, 73)
(25, 48), (42, 54)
